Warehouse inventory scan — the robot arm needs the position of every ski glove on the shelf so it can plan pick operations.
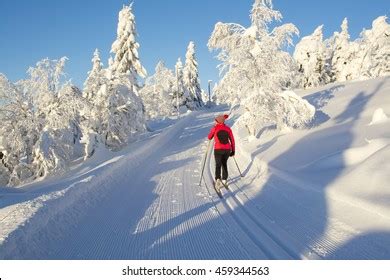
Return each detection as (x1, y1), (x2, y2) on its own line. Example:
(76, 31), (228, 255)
(230, 150), (235, 157)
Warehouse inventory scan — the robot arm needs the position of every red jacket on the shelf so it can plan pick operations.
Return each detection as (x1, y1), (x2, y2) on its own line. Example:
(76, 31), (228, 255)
(208, 123), (235, 151)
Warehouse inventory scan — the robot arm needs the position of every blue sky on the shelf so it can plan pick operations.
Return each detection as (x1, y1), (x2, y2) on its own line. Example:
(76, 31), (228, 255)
(0, 0), (388, 90)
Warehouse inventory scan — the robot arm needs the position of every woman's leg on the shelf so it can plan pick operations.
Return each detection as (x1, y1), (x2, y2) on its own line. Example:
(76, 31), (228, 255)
(221, 150), (230, 180)
(214, 151), (222, 180)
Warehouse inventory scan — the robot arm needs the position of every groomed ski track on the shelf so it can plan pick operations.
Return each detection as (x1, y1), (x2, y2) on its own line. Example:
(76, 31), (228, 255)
(0, 109), (298, 259)
(2, 108), (388, 259)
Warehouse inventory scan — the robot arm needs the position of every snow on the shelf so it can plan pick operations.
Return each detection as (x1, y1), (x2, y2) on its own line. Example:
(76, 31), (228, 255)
(1, 77), (390, 259)
(369, 108), (389, 125)
(232, 76), (390, 258)
(303, 138), (389, 169)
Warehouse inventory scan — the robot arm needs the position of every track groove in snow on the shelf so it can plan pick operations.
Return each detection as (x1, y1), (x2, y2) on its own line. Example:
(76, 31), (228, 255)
(203, 148), (318, 259)
(204, 145), (301, 259)
(0, 111), (257, 259)
(2, 80), (389, 260)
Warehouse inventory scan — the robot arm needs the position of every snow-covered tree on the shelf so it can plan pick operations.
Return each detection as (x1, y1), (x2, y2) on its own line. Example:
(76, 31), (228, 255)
(101, 3), (147, 149)
(183, 41), (203, 109)
(209, 0), (300, 104)
(104, 80), (146, 149)
(19, 59), (83, 181)
(110, 3), (146, 83)
(174, 57), (186, 110)
(80, 49), (109, 158)
(299, 16), (390, 85)
(83, 48), (104, 101)
(239, 90), (315, 136)
(80, 73), (109, 158)
(139, 61), (176, 119)
(357, 16), (390, 79)
(0, 58), (84, 186)
(294, 25), (331, 88)
(0, 74), (36, 185)
(209, 0), (314, 135)
(81, 69), (146, 152)
(0, 148), (9, 186)
(80, 4), (149, 155)
(327, 18), (353, 82)
(201, 89), (209, 104)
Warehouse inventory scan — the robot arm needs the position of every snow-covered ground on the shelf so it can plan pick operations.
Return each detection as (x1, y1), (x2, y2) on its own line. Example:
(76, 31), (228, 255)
(0, 77), (389, 259)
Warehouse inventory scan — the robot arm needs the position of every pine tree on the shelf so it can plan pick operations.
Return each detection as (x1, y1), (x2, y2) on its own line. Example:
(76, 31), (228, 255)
(183, 41), (203, 109)
(83, 48), (103, 101)
(307, 16), (389, 84)
(327, 18), (353, 81)
(102, 3), (147, 149)
(294, 25), (330, 88)
(80, 49), (109, 159)
(201, 89), (209, 104)
(110, 3), (146, 82)
(174, 57), (185, 111)
(139, 61), (176, 119)
(80, 4), (148, 154)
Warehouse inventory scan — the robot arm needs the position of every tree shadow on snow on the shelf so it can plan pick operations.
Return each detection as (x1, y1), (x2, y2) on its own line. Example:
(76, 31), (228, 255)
(304, 85), (344, 109)
(245, 80), (388, 259)
(0, 105), (239, 259)
(326, 231), (390, 259)
(4, 91), (390, 260)
(303, 85), (345, 128)
(0, 154), (198, 259)
(126, 84), (390, 260)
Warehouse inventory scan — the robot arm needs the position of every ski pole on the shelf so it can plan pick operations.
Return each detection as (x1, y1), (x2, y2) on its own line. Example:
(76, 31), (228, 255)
(233, 156), (244, 177)
(199, 140), (212, 186)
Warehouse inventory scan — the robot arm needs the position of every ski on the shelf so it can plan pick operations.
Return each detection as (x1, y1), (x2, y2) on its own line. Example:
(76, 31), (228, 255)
(223, 183), (229, 190)
(221, 180), (229, 190)
(213, 180), (223, 198)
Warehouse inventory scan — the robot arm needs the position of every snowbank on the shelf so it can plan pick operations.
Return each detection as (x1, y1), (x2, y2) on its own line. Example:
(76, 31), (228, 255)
(369, 108), (389, 125)
(233, 76), (390, 258)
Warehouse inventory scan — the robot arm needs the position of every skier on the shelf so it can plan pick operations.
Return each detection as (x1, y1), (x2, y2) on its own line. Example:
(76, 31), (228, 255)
(207, 114), (235, 191)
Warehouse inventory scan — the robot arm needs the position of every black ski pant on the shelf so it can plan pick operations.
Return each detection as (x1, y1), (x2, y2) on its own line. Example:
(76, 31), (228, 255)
(214, 149), (230, 180)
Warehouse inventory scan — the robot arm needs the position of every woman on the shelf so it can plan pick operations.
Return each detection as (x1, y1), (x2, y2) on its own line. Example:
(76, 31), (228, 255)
(207, 114), (235, 190)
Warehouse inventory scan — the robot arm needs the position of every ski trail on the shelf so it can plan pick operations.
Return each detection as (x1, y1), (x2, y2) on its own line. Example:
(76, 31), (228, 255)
(3, 108), (364, 260)
(0, 110), (255, 259)
(51, 111), (251, 259)
(222, 155), (356, 259)
(204, 148), (306, 259)
(261, 170), (390, 259)
(228, 150), (390, 259)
